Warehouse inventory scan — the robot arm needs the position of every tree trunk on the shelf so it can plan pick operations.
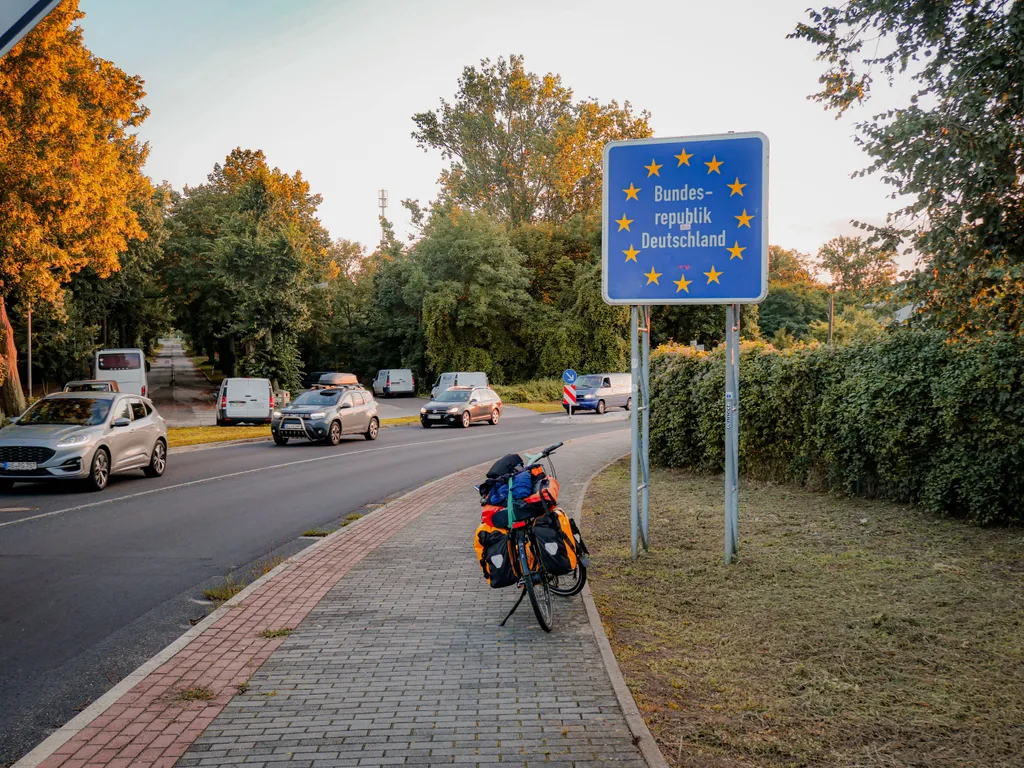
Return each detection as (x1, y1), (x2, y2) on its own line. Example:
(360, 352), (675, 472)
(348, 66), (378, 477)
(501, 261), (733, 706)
(0, 296), (27, 416)
(205, 336), (216, 367)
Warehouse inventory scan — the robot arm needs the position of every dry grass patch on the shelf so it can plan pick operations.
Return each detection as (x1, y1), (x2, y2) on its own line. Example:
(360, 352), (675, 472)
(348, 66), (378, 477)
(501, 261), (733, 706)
(173, 686), (215, 703)
(259, 628), (293, 639)
(584, 460), (1024, 768)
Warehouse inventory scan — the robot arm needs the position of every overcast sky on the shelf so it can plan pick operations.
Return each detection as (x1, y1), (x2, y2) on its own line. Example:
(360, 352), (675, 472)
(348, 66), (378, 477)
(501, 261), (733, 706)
(77, 0), (913, 268)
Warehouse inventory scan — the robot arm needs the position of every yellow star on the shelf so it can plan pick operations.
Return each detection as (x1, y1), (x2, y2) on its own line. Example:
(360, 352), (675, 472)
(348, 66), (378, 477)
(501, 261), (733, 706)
(735, 209), (753, 228)
(727, 241), (746, 260)
(644, 158), (663, 177)
(727, 177), (746, 197)
(705, 155), (723, 174)
(704, 265), (722, 284)
(615, 214), (633, 231)
(623, 183), (640, 200)
(674, 148), (693, 166)
(673, 274), (692, 293)
(644, 267), (662, 285)
(623, 245), (640, 262)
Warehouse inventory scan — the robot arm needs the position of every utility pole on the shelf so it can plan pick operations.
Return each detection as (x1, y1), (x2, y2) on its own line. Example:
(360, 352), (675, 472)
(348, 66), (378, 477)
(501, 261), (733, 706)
(26, 305), (32, 403)
(378, 189), (388, 249)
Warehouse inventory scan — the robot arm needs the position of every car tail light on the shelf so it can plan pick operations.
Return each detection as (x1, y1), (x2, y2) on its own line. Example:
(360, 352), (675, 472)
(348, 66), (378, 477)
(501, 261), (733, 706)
(386, 377), (390, 387)
(270, 394), (275, 408)
(221, 395), (227, 409)
(141, 385), (146, 397)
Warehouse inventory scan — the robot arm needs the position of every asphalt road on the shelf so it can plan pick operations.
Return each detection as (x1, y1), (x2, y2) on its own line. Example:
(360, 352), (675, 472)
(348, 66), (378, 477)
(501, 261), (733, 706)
(0, 412), (627, 765)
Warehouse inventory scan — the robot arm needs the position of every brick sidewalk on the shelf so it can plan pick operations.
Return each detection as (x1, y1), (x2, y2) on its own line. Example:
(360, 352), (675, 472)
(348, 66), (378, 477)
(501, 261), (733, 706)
(26, 432), (637, 768)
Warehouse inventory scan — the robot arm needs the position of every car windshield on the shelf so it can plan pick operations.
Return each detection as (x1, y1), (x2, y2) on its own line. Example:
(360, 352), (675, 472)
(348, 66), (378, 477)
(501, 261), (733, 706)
(293, 389), (342, 405)
(576, 375), (604, 389)
(434, 390), (470, 402)
(18, 397), (112, 426)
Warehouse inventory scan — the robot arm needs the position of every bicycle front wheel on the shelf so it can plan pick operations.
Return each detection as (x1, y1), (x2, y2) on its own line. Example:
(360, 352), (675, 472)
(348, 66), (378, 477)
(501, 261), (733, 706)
(516, 530), (552, 632)
(550, 563), (587, 597)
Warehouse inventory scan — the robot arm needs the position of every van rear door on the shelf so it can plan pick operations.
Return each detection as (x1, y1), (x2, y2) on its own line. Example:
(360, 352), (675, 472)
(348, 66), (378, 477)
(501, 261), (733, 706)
(244, 379), (271, 419)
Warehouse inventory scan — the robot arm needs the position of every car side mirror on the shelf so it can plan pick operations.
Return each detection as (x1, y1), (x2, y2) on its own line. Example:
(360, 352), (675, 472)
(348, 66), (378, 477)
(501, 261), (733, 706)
(145, 361), (152, 373)
(470, 398), (479, 404)
(112, 417), (131, 428)
(341, 403), (352, 409)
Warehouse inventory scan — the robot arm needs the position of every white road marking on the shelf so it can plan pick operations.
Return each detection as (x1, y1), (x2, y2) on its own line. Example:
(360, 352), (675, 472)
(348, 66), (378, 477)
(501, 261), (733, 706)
(0, 429), (524, 530)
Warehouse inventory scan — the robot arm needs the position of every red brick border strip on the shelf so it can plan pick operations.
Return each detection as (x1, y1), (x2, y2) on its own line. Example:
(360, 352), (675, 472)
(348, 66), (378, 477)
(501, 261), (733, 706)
(20, 465), (484, 768)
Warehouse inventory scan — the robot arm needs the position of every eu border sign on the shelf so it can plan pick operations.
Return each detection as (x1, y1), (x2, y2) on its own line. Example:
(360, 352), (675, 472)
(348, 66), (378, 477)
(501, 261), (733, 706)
(602, 132), (768, 305)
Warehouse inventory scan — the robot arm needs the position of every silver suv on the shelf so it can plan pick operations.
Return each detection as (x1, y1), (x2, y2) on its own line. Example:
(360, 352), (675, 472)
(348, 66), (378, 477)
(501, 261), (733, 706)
(0, 392), (168, 492)
(272, 386), (379, 445)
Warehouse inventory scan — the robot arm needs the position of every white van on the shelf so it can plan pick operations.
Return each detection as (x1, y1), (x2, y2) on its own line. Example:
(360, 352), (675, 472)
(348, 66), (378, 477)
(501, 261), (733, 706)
(217, 377), (274, 426)
(431, 371), (488, 399)
(95, 348), (149, 397)
(372, 369), (415, 397)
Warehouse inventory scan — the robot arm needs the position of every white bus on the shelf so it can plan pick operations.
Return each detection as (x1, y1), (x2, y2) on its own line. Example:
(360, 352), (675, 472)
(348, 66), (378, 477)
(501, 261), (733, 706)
(94, 348), (149, 398)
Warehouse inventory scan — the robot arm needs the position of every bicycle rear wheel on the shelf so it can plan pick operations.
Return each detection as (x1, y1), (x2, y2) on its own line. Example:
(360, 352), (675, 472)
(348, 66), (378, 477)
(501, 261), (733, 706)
(550, 564), (587, 597)
(516, 530), (552, 632)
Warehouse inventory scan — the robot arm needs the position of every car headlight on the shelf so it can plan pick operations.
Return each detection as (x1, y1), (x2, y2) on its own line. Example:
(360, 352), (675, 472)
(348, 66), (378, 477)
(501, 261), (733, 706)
(447, 406), (460, 414)
(307, 412), (326, 420)
(273, 410), (282, 419)
(57, 433), (91, 447)
(420, 407), (427, 414)
(582, 394), (595, 399)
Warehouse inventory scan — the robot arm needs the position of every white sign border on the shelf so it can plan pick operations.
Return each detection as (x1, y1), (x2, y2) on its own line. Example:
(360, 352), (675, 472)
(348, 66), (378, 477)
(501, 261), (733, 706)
(601, 131), (770, 306)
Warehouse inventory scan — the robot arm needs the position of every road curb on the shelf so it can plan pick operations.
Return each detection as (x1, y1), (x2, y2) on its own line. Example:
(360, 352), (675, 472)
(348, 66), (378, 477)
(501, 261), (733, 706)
(169, 421), (421, 454)
(572, 454), (672, 768)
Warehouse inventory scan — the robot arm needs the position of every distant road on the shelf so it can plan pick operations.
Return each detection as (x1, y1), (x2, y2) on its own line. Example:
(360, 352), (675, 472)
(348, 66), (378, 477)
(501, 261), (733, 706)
(148, 337), (218, 427)
(0, 409), (626, 764)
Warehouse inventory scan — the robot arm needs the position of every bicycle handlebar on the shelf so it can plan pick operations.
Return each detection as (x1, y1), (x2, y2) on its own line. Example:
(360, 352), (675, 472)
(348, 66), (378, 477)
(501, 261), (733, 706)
(523, 442), (563, 465)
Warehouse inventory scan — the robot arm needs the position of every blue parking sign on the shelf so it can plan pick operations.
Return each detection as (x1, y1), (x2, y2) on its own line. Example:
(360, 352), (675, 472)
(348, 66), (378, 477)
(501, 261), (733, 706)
(602, 132), (769, 305)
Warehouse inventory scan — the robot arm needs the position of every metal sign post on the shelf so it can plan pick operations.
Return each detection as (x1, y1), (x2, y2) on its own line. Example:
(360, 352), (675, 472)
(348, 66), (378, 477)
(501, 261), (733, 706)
(602, 132), (769, 563)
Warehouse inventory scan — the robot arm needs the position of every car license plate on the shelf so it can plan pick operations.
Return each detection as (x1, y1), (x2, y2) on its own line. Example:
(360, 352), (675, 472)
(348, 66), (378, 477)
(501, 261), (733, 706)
(4, 462), (36, 471)
(284, 421), (303, 430)
(428, 415), (442, 420)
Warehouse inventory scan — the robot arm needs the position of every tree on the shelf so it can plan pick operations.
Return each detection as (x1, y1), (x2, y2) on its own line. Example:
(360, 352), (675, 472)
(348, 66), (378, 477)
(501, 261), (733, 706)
(769, 245), (815, 284)
(416, 210), (532, 382)
(412, 55), (651, 225)
(0, 0), (150, 414)
(816, 235), (897, 295)
(791, 1), (1024, 335)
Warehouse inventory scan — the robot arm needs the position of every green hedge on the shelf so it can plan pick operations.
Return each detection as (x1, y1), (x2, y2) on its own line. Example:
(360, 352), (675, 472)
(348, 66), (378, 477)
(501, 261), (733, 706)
(650, 331), (1024, 524)
(493, 378), (564, 403)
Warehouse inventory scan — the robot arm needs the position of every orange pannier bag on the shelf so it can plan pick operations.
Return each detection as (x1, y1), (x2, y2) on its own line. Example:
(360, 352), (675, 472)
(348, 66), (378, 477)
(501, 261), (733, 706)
(473, 523), (518, 588)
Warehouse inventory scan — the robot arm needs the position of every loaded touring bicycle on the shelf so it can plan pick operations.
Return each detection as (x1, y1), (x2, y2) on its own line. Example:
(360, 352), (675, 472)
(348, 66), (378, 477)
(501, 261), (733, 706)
(472, 442), (591, 632)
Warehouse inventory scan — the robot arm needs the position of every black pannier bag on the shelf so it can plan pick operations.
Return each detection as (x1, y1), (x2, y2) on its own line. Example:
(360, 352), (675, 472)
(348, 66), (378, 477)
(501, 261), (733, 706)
(476, 525), (518, 588)
(531, 511), (577, 576)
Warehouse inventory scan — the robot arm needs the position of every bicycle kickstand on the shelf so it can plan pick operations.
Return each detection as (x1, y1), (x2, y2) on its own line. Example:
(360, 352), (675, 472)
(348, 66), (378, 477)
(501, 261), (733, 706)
(499, 588), (528, 626)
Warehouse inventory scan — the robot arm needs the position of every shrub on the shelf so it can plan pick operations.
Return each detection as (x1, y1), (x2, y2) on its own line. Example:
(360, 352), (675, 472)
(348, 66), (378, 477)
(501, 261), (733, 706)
(650, 331), (1024, 525)
(493, 378), (564, 403)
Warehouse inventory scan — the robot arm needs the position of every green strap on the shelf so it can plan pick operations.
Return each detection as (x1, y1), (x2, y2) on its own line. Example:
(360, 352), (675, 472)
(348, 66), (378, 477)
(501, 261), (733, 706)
(506, 476), (516, 527)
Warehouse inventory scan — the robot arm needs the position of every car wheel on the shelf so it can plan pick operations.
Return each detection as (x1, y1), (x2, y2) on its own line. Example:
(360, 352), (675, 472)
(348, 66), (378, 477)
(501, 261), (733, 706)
(273, 435), (289, 446)
(460, 410), (471, 428)
(216, 417), (224, 427)
(596, 400), (607, 415)
(365, 418), (379, 441)
(489, 409), (500, 425)
(327, 421), (342, 446)
(87, 448), (110, 492)
(624, 397), (632, 411)
(143, 440), (167, 478)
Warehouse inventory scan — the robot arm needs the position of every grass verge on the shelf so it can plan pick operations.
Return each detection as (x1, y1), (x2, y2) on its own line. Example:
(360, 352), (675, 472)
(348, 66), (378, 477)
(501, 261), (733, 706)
(168, 416), (419, 448)
(513, 402), (563, 413)
(583, 460), (1024, 768)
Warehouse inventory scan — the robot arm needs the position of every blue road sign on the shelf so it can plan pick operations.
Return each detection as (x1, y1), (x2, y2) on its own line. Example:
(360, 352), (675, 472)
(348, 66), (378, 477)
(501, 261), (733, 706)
(562, 369), (577, 385)
(602, 132), (769, 305)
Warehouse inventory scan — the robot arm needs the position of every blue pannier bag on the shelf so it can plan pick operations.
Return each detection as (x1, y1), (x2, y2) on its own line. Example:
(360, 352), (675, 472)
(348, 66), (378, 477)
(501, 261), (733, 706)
(487, 469), (534, 506)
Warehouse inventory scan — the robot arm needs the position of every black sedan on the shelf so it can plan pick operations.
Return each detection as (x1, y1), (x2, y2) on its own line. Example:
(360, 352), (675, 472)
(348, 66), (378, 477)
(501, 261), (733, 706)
(420, 386), (502, 428)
